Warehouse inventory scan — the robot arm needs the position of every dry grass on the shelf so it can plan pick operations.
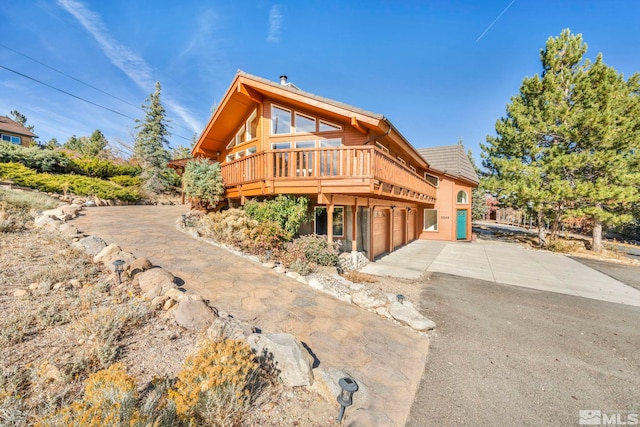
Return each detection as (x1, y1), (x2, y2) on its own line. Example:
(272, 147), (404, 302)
(342, 270), (378, 284)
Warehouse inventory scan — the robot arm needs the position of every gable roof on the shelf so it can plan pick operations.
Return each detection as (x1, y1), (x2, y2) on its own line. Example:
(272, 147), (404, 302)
(0, 116), (37, 137)
(418, 145), (479, 185)
(193, 70), (430, 169)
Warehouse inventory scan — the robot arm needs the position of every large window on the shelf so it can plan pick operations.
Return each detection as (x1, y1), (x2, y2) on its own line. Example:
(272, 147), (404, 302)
(424, 209), (438, 231)
(315, 206), (344, 236)
(271, 105), (292, 134)
(294, 113), (315, 133)
(457, 190), (468, 204)
(1, 134), (21, 144)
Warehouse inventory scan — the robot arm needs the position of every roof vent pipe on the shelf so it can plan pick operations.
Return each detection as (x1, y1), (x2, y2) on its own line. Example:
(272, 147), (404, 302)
(280, 75), (288, 85)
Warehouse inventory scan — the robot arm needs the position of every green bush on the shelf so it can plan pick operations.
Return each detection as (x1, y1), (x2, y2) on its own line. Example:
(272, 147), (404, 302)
(200, 209), (256, 248)
(0, 141), (72, 173)
(183, 158), (225, 206)
(241, 220), (290, 255)
(0, 163), (141, 201)
(72, 158), (141, 179)
(244, 195), (309, 239)
(109, 175), (142, 187)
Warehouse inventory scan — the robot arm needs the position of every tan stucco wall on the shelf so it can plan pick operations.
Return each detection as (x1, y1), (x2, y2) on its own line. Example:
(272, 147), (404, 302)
(419, 172), (473, 242)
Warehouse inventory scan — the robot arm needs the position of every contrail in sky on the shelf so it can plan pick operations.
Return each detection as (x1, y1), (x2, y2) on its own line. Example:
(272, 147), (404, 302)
(475, 0), (517, 43)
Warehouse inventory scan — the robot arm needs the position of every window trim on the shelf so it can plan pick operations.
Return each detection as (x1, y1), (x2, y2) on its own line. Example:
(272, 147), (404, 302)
(424, 209), (438, 232)
(456, 190), (469, 204)
(246, 109), (258, 140)
(271, 142), (292, 150)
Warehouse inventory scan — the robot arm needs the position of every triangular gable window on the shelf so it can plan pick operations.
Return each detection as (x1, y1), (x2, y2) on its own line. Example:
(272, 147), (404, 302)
(319, 120), (341, 132)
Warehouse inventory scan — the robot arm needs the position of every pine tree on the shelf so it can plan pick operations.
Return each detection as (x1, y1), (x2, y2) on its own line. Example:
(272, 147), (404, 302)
(10, 110), (35, 132)
(134, 82), (172, 194)
(482, 29), (640, 251)
(84, 129), (108, 158)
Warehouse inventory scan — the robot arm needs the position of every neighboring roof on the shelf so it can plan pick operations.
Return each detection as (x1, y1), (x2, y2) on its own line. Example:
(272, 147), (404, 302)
(418, 145), (480, 185)
(0, 116), (37, 137)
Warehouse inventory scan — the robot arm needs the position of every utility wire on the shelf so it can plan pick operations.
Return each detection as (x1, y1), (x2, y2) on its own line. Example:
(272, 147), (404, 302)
(0, 42), (139, 110)
(0, 64), (191, 142)
(0, 43), (198, 138)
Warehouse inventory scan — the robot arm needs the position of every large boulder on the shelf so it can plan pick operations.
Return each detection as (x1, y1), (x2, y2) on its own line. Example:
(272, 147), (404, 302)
(33, 215), (60, 229)
(388, 301), (436, 331)
(136, 267), (176, 299)
(71, 235), (107, 256)
(41, 207), (72, 221)
(351, 288), (388, 309)
(206, 316), (255, 342)
(93, 243), (121, 264)
(173, 299), (218, 331)
(128, 257), (153, 277)
(247, 333), (314, 387)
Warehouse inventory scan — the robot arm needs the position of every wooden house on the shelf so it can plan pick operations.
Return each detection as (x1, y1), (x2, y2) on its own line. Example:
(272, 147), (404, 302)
(189, 71), (478, 260)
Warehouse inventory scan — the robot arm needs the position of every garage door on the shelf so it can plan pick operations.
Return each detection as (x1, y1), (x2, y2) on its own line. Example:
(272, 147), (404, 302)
(393, 209), (405, 249)
(372, 209), (390, 259)
(407, 209), (416, 242)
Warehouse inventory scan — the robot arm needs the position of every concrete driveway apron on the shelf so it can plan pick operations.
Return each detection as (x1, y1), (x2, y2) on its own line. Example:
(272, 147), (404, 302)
(71, 205), (429, 427)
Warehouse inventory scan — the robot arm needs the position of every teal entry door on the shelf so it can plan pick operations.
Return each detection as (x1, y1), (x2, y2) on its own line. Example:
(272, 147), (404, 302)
(456, 209), (467, 240)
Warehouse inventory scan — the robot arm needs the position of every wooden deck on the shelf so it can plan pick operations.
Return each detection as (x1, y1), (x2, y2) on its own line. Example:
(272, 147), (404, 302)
(221, 146), (437, 204)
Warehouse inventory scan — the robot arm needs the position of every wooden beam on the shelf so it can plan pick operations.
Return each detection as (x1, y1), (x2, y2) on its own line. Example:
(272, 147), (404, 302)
(350, 117), (368, 135)
(238, 83), (263, 103)
(351, 198), (358, 252)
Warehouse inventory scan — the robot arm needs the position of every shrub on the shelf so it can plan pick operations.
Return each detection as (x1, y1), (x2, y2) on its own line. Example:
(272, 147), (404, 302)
(278, 234), (339, 274)
(109, 175), (142, 187)
(37, 363), (141, 427)
(200, 209), (257, 247)
(72, 158), (141, 179)
(183, 158), (225, 207)
(0, 142), (72, 173)
(244, 195), (309, 239)
(242, 220), (290, 255)
(0, 163), (141, 201)
(169, 340), (259, 427)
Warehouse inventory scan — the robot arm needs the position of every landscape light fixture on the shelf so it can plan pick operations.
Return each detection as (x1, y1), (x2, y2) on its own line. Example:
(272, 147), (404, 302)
(397, 294), (405, 304)
(112, 259), (125, 285)
(336, 377), (358, 423)
(265, 249), (272, 262)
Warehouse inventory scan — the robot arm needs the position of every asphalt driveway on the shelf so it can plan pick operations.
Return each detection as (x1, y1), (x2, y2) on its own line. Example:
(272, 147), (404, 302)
(406, 273), (640, 427)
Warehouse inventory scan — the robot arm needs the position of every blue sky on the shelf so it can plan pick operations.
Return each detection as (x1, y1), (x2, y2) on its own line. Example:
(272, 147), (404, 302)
(2, 1), (639, 163)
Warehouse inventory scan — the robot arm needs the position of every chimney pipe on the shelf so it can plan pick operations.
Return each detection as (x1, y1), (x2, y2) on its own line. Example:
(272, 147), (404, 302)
(280, 75), (288, 85)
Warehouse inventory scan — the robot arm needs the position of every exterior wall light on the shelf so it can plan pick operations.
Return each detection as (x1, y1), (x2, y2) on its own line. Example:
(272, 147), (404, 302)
(112, 259), (125, 285)
(397, 294), (405, 304)
(337, 377), (358, 423)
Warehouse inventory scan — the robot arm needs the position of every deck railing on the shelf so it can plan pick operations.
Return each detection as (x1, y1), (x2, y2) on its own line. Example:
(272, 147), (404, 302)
(221, 146), (436, 200)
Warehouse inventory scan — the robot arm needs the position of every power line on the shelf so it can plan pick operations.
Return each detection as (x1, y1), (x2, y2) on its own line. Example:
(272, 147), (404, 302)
(0, 64), (191, 142)
(0, 42), (140, 110)
(0, 43), (199, 138)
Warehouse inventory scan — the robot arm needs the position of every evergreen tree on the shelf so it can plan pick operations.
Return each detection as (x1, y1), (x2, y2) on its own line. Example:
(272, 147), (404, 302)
(10, 110), (35, 132)
(63, 135), (83, 152)
(482, 29), (640, 251)
(45, 138), (59, 150)
(85, 129), (108, 158)
(134, 82), (172, 193)
(467, 148), (487, 221)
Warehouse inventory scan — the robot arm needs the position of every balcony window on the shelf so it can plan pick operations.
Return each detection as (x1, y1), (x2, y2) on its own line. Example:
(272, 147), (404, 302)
(271, 105), (292, 134)
(246, 146), (256, 155)
(457, 190), (468, 204)
(319, 120), (341, 132)
(271, 142), (291, 177)
(236, 124), (246, 145)
(319, 138), (341, 176)
(424, 209), (438, 231)
(294, 140), (315, 176)
(294, 113), (316, 133)
(247, 110), (258, 140)
(226, 154), (235, 162)
(315, 206), (344, 237)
